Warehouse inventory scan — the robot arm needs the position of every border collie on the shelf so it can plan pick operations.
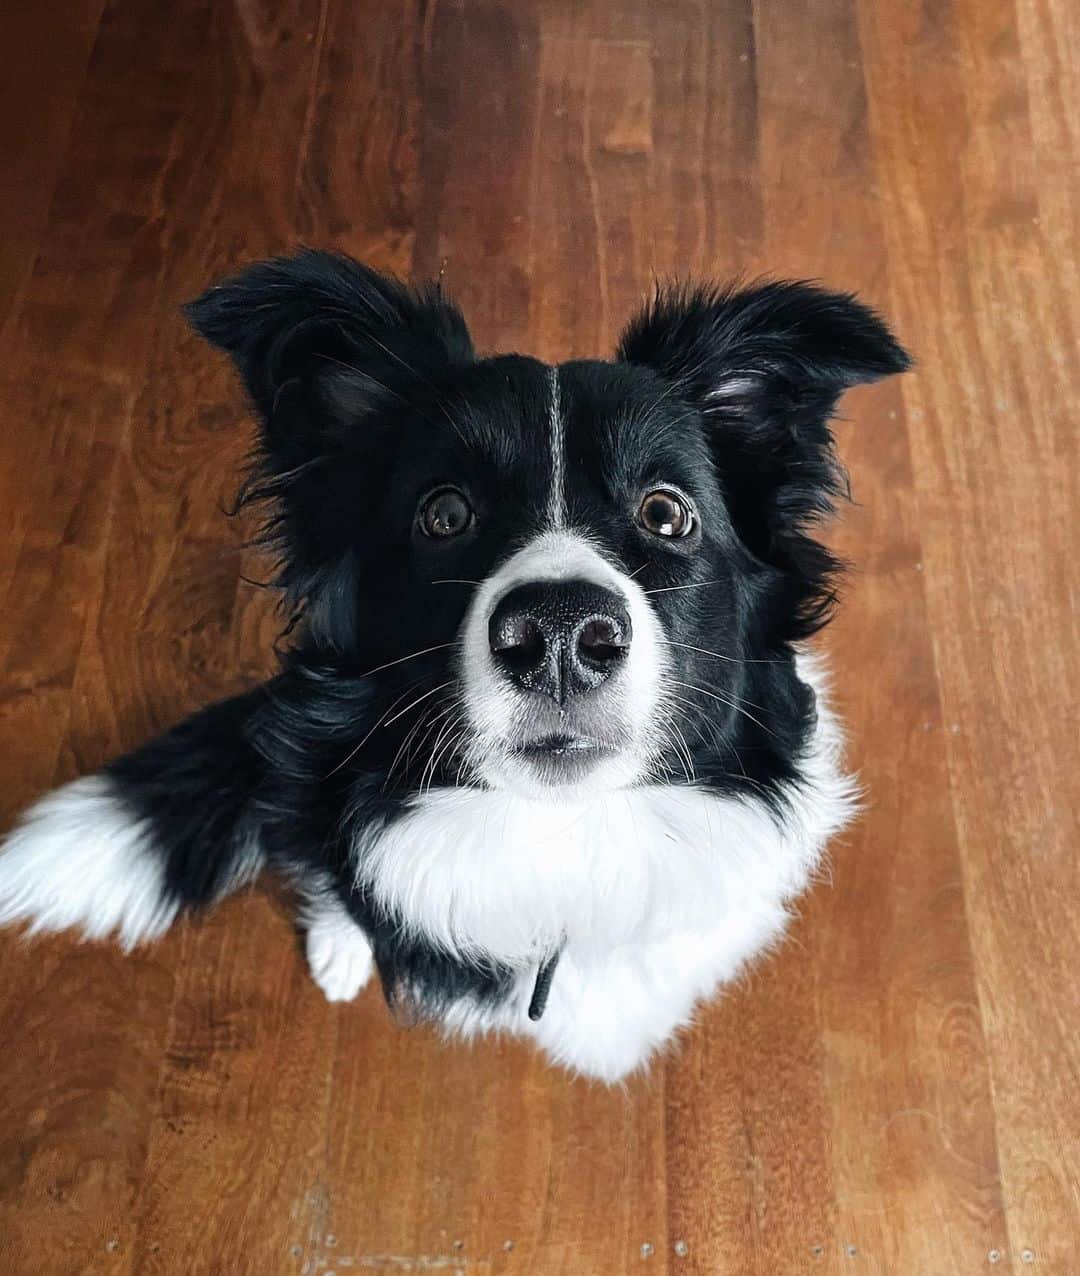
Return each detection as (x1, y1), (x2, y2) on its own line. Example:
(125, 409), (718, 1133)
(0, 252), (908, 1081)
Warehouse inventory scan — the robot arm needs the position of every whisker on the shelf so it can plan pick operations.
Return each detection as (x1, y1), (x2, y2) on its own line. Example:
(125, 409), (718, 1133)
(660, 710), (696, 784)
(430, 578), (481, 586)
(659, 679), (773, 784)
(358, 642), (460, 679)
(667, 639), (785, 666)
(419, 708), (462, 794)
(661, 690), (715, 742)
(663, 669), (769, 713)
(381, 679), (457, 728)
(644, 580), (724, 595)
(388, 699), (456, 786)
(665, 677), (778, 738)
(454, 730), (483, 787)
(663, 668), (765, 719)
(426, 716), (469, 796)
(387, 686), (467, 793)
(323, 672), (439, 778)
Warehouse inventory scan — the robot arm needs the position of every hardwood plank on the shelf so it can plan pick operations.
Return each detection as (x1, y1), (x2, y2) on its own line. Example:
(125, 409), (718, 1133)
(0, 0), (106, 336)
(414, 0), (541, 351)
(0, 1), (319, 1271)
(641, 7), (840, 1275)
(0, 0), (258, 1265)
(114, 4), (401, 1271)
(530, 31), (606, 360)
(857, 0), (1080, 1269)
(756, 1), (1012, 1269)
(658, 2), (1007, 1271)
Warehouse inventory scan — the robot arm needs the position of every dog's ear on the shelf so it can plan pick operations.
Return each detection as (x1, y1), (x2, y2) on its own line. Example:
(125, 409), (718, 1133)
(184, 251), (474, 647)
(618, 280), (910, 635)
(185, 249), (474, 472)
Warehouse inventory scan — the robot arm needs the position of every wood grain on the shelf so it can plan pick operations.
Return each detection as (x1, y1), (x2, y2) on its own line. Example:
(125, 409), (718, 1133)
(0, 0), (107, 338)
(0, 1), (1076, 1272)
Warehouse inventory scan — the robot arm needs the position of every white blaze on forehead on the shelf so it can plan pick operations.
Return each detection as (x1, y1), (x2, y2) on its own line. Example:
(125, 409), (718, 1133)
(457, 528), (668, 794)
(546, 365), (565, 528)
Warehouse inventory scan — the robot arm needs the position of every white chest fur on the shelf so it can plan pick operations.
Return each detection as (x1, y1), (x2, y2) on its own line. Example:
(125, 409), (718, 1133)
(354, 657), (856, 1080)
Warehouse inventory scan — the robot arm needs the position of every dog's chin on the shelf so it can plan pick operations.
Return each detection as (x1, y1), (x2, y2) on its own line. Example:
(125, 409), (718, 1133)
(478, 734), (648, 801)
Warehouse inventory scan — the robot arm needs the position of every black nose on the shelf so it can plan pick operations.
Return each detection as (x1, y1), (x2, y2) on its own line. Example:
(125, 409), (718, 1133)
(488, 580), (632, 703)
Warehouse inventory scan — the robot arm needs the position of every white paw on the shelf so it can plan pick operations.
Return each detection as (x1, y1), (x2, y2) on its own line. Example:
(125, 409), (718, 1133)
(305, 905), (374, 1003)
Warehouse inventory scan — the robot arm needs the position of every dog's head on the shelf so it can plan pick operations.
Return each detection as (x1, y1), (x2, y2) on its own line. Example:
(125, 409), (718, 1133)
(187, 251), (908, 801)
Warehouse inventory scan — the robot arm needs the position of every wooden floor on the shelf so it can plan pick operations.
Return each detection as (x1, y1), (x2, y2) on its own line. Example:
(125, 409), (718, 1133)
(0, 1), (1076, 1272)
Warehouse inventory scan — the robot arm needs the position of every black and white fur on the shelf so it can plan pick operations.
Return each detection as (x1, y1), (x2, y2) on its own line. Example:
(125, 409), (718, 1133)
(0, 252), (909, 1081)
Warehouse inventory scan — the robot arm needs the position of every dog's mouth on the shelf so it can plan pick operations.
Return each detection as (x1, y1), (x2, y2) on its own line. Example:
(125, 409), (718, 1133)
(496, 728), (629, 791)
(517, 732), (607, 758)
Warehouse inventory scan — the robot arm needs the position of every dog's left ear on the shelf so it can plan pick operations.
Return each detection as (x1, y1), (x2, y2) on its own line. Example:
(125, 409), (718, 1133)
(618, 280), (910, 634)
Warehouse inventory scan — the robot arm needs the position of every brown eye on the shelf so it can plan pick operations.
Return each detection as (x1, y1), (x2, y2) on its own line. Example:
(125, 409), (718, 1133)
(638, 488), (694, 538)
(420, 487), (474, 539)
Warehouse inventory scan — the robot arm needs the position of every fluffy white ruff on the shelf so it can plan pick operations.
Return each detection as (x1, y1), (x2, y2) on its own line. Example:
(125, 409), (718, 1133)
(302, 891), (375, 1002)
(356, 653), (856, 1080)
(0, 775), (178, 951)
(358, 655), (852, 967)
(458, 528), (669, 796)
(439, 924), (792, 1084)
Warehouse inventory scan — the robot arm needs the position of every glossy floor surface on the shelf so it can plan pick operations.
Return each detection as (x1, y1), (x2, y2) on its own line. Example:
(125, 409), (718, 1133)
(0, 1), (1076, 1272)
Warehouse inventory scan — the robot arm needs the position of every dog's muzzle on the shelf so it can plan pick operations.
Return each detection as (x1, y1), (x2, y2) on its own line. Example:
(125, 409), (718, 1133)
(459, 529), (666, 794)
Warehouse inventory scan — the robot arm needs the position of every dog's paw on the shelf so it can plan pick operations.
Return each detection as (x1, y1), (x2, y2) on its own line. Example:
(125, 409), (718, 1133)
(305, 907), (374, 1003)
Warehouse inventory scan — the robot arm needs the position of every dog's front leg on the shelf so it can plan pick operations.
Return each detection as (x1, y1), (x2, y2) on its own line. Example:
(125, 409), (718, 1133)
(299, 886), (375, 1003)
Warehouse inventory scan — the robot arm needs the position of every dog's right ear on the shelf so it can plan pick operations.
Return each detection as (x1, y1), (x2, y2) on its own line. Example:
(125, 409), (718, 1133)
(184, 250), (474, 472)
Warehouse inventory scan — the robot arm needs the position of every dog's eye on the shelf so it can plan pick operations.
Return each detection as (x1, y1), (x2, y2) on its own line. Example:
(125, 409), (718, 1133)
(638, 489), (694, 538)
(419, 487), (474, 539)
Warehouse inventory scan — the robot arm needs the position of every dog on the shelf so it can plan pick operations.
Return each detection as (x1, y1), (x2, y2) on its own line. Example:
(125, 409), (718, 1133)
(0, 251), (909, 1081)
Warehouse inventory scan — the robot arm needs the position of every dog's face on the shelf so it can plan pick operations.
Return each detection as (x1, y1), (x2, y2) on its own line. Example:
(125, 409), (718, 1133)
(411, 356), (729, 797)
(188, 253), (908, 801)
